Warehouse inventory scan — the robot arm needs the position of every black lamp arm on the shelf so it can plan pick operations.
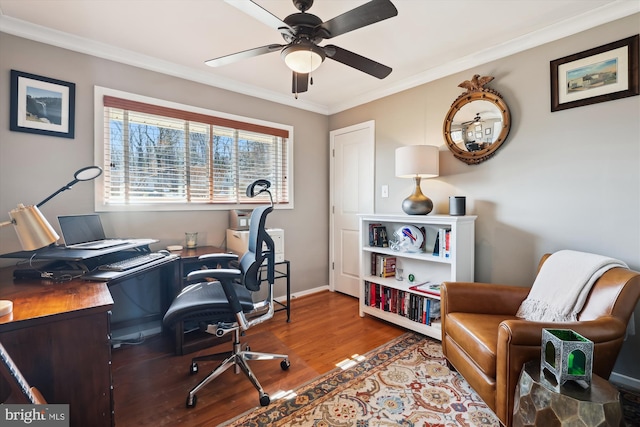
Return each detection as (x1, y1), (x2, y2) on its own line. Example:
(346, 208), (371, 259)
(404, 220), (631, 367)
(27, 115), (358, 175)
(36, 180), (78, 208)
(35, 166), (103, 208)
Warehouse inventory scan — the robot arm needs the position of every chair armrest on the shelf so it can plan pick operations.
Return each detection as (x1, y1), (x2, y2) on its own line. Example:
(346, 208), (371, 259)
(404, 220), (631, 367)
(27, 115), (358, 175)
(186, 268), (241, 283)
(498, 316), (628, 346)
(442, 282), (529, 315)
(198, 253), (239, 268)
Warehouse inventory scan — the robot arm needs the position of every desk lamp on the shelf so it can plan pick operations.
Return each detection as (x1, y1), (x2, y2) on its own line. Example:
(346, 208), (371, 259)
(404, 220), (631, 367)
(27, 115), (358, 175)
(0, 166), (103, 316)
(395, 145), (439, 215)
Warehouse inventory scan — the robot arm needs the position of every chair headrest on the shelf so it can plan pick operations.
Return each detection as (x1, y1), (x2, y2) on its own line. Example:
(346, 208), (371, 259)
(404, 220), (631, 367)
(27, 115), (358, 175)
(246, 179), (271, 198)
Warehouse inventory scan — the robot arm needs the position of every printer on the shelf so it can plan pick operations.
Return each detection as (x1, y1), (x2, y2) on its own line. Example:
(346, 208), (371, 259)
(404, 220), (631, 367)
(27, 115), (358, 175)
(226, 228), (284, 263)
(229, 209), (252, 231)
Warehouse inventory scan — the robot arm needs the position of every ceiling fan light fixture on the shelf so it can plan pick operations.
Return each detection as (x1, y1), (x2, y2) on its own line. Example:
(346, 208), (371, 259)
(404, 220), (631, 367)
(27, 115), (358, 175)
(282, 42), (325, 74)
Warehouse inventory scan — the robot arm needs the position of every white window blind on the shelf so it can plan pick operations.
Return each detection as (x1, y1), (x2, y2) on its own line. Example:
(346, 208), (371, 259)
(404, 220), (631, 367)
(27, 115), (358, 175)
(101, 95), (290, 206)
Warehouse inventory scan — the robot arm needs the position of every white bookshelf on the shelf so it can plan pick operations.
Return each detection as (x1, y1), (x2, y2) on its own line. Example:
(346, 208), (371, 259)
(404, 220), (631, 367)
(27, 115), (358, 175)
(359, 214), (476, 340)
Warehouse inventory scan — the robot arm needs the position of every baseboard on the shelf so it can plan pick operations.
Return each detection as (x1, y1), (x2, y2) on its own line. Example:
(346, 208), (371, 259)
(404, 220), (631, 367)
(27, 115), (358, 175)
(274, 285), (329, 303)
(609, 371), (640, 391)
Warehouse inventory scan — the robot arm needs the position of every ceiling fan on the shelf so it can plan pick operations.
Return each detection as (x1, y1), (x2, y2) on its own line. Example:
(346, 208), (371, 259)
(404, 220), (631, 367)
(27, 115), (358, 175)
(461, 113), (483, 126)
(206, 0), (398, 96)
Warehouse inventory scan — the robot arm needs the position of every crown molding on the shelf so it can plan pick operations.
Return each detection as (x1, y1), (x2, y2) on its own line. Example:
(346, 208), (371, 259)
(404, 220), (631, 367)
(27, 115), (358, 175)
(327, 0), (640, 114)
(2, 1), (637, 116)
(0, 13), (329, 115)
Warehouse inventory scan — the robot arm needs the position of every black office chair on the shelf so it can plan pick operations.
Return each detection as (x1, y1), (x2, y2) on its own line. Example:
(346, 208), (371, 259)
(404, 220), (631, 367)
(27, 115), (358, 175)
(163, 179), (289, 409)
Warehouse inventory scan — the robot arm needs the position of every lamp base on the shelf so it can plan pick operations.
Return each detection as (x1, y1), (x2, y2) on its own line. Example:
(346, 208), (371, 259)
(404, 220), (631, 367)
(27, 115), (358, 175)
(0, 300), (13, 317)
(402, 177), (433, 215)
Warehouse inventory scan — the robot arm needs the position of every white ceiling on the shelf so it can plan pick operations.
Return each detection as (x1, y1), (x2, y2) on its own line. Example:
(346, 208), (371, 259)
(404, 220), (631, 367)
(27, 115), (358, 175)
(0, 0), (637, 114)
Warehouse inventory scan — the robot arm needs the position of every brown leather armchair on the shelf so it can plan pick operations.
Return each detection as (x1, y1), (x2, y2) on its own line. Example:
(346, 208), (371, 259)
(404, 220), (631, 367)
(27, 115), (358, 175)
(441, 254), (640, 427)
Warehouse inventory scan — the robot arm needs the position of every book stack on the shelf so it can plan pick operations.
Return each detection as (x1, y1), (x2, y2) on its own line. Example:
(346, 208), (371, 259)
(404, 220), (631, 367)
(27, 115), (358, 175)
(368, 224), (389, 247)
(364, 282), (441, 325)
(409, 282), (441, 296)
(432, 228), (451, 257)
(371, 253), (396, 277)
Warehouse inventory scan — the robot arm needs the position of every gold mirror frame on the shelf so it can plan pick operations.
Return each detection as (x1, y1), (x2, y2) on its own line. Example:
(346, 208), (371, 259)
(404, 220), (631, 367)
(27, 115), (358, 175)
(443, 75), (511, 165)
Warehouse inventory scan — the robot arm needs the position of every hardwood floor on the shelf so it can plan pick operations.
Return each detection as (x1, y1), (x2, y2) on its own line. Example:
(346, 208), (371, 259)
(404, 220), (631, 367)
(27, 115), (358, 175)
(111, 290), (405, 426)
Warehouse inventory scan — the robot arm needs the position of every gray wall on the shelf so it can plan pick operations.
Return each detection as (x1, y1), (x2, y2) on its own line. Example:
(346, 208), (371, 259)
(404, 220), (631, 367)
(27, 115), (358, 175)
(1, 14), (639, 384)
(329, 14), (640, 383)
(0, 33), (331, 295)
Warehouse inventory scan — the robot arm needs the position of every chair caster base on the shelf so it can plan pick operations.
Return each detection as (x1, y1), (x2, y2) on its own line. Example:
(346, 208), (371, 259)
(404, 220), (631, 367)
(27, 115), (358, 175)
(186, 394), (197, 408)
(190, 362), (198, 375)
(259, 392), (270, 406)
(280, 359), (290, 370)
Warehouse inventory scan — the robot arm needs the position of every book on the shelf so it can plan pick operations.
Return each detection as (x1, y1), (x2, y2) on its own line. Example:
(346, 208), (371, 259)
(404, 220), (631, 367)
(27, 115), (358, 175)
(368, 224), (389, 247)
(444, 229), (451, 258)
(378, 227), (389, 247)
(378, 255), (396, 278)
(409, 282), (441, 297)
(430, 300), (441, 321)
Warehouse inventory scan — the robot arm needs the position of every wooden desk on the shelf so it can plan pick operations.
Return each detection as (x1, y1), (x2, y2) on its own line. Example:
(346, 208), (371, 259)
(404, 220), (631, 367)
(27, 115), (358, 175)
(0, 255), (179, 427)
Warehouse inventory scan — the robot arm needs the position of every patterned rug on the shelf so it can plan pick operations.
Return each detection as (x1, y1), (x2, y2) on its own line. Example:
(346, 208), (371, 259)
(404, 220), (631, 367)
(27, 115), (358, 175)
(220, 332), (500, 426)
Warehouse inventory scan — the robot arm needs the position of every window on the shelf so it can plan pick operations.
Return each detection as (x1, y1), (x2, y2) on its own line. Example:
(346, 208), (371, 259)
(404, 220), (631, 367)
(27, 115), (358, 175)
(94, 87), (292, 211)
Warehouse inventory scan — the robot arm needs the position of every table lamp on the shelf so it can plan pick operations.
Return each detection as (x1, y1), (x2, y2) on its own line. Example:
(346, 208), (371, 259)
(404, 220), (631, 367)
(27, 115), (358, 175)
(1, 165), (103, 251)
(0, 165), (103, 316)
(0, 204), (59, 317)
(395, 145), (439, 215)
(0, 204), (60, 251)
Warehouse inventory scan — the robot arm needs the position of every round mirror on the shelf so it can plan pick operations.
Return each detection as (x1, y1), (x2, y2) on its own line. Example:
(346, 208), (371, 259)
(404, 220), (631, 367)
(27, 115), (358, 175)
(443, 75), (511, 165)
(74, 165), (103, 181)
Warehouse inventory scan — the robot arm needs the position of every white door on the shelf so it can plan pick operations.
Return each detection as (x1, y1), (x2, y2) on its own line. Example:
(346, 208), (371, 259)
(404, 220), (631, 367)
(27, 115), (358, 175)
(330, 121), (375, 297)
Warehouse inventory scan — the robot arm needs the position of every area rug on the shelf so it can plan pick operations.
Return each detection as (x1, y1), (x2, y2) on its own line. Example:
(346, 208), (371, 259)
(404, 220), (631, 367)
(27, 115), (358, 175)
(220, 332), (500, 426)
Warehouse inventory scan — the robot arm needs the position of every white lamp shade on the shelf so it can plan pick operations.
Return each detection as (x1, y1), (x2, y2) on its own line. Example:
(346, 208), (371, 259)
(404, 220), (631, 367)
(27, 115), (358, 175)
(395, 145), (440, 178)
(9, 204), (59, 251)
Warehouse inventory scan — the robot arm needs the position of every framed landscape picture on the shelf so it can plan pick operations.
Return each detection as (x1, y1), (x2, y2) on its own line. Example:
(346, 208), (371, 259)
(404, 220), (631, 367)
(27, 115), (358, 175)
(10, 70), (76, 138)
(550, 35), (639, 112)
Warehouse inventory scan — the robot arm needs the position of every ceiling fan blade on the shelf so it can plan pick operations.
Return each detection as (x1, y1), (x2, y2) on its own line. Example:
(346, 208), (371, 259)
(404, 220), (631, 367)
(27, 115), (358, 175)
(318, 0), (398, 39)
(292, 72), (309, 94)
(205, 44), (283, 67)
(324, 45), (392, 79)
(225, 0), (294, 38)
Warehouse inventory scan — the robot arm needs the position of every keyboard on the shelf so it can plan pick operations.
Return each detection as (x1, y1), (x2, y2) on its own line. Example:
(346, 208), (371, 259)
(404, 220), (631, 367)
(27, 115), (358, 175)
(98, 253), (167, 272)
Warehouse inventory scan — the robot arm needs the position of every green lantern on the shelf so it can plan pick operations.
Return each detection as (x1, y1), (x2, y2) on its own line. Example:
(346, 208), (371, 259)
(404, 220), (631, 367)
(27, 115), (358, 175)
(541, 328), (593, 390)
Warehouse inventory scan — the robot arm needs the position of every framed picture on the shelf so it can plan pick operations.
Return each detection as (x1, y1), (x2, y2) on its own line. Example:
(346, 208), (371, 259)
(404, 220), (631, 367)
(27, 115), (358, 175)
(485, 128), (492, 135)
(550, 35), (639, 112)
(10, 70), (76, 138)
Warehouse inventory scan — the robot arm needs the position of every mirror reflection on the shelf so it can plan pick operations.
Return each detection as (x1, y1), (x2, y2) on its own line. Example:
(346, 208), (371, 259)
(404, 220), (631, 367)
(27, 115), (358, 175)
(449, 100), (503, 152)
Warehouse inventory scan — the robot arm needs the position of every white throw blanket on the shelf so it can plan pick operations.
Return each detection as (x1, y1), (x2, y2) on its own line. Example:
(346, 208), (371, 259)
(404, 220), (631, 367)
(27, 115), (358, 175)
(516, 250), (628, 322)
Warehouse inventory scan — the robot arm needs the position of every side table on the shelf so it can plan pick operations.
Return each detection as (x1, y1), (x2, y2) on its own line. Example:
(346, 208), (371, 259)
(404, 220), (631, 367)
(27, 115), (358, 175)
(513, 360), (622, 427)
(261, 260), (291, 322)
